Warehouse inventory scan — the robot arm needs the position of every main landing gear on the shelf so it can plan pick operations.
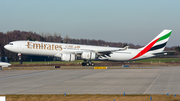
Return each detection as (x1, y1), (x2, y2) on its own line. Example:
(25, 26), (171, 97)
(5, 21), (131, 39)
(82, 60), (95, 66)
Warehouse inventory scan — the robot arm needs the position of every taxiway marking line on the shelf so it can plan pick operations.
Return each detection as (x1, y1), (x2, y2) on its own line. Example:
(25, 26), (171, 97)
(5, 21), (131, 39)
(143, 69), (165, 94)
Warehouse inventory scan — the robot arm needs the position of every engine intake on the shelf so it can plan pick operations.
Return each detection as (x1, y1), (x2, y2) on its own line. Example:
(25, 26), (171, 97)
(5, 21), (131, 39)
(81, 52), (97, 60)
(61, 53), (76, 61)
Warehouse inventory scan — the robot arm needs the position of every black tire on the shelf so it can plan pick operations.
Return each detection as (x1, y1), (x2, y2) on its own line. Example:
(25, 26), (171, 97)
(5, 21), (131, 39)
(82, 63), (86, 66)
(91, 63), (95, 66)
(86, 62), (90, 66)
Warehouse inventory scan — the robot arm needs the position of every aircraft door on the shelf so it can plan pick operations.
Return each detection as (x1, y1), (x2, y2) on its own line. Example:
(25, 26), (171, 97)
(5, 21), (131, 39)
(18, 43), (24, 50)
(18, 43), (22, 48)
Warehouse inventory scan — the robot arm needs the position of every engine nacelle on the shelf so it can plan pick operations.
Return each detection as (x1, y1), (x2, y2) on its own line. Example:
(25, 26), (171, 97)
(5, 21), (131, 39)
(61, 53), (76, 61)
(81, 52), (97, 60)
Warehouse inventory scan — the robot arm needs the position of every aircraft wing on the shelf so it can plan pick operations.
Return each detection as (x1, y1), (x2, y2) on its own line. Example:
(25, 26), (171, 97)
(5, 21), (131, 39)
(153, 50), (175, 56)
(54, 46), (129, 57)
(96, 46), (129, 56)
(75, 46), (129, 56)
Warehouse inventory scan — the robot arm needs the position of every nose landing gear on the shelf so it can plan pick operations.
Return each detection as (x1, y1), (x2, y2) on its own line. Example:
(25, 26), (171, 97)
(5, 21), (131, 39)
(18, 53), (23, 64)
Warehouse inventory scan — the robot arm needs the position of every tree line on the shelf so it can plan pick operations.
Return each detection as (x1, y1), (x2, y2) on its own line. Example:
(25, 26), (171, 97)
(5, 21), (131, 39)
(0, 30), (179, 62)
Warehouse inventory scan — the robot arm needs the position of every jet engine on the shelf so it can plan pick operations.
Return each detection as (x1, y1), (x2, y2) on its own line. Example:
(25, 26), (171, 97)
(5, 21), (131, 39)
(61, 53), (76, 61)
(81, 52), (97, 60)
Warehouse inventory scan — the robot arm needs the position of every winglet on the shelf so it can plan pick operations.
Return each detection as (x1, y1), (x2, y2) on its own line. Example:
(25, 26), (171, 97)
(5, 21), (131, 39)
(120, 46), (129, 51)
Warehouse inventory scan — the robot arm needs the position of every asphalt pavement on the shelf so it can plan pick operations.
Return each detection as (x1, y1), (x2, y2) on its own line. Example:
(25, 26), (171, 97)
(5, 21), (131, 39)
(0, 66), (179, 95)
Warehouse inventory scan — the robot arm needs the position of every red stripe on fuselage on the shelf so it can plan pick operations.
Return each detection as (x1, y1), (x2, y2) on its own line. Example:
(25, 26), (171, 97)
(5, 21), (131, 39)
(130, 38), (160, 60)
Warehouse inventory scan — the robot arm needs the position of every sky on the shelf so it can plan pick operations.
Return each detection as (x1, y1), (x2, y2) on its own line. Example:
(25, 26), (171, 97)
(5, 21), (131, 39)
(0, 0), (179, 47)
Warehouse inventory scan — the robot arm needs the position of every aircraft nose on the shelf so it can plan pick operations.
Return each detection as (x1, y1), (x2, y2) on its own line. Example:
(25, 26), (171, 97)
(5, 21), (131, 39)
(4, 44), (11, 50)
(4, 45), (8, 49)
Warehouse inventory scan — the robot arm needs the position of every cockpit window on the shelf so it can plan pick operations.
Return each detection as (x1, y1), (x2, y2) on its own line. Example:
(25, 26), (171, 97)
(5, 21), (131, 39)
(9, 43), (13, 45)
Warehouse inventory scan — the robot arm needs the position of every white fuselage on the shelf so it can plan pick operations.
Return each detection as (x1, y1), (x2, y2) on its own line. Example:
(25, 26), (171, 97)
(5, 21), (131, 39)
(4, 41), (155, 61)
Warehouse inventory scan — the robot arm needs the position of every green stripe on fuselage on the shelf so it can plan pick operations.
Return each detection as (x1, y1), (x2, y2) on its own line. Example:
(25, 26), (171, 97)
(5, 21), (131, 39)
(157, 31), (172, 42)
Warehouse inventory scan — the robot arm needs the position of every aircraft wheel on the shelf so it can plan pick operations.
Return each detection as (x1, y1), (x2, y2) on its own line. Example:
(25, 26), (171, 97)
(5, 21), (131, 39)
(82, 63), (86, 66)
(91, 62), (95, 66)
(86, 62), (90, 66)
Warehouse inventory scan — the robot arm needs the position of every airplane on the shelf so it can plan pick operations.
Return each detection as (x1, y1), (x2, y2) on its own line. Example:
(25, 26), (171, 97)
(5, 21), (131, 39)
(0, 62), (11, 67)
(4, 29), (172, 66)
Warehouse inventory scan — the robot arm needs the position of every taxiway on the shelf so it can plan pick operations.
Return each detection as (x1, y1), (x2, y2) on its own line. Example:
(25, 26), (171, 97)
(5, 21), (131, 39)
(0, 66), (179, 95)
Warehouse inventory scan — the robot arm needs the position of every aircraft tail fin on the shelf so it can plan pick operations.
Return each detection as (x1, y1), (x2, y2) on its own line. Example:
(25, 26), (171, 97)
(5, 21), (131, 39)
(140, 29), (172, 53)
(131, 30), (172, 60)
